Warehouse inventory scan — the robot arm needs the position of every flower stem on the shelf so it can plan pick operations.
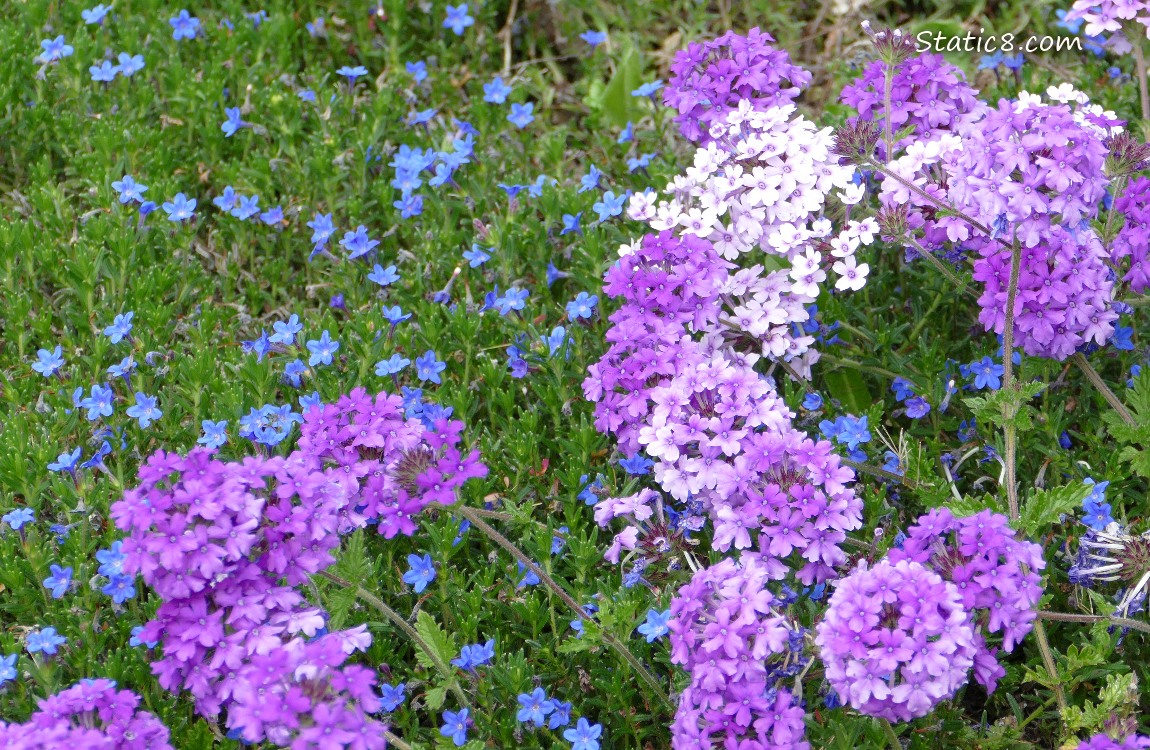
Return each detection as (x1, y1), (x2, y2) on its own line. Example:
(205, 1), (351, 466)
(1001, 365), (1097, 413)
(316, 570), (470, 708)
(904, 237), (976, 298)
(453, 504), (673, 711)
(383, 730), (414, 750)
(1134, 32), (1150, 121)
(1039, 609), (1150, 635)
(882, 63), (895, 160)
(1002, 238), (1022, 522)
(1071, 352), (1135, 426)
(1031, 618), (1069, 715)
(879, 717), (901, 749)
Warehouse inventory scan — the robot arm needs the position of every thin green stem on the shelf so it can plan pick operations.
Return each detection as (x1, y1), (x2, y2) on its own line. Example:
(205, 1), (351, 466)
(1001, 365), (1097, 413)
(819, 353), (914, 384)
(316, 570), (470, 708)
(453, 505), (673, 711)
(383, 730), (414, 750)
(904, 236), (975, 299)
(879, 717), (901, 749)
(1002, 238), (1022, 522)
(1134, 31), (1150, 121)
(1031, 619), (1069, 715)
(842, 458), (918, 489)
(882, 63), (895, 161)
(1072, 352), (1135, 426)
(902, 286), (949, 350)
(1018, 696), (1057, 732)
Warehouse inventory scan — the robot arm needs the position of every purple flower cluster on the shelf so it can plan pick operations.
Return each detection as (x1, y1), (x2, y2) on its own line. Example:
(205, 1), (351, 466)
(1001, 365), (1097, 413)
(668, 554), (809, 750)
(663, 28), (811, 144)
(840, 52), (984, 159)
(1077, 734), (1150, 750)
(0, 679), (173, 749)
(110, 388), (486, 745)
(886, 508), (1045, 691)
(1111, 176), (1150, 294)
(815, 558), (978, 722)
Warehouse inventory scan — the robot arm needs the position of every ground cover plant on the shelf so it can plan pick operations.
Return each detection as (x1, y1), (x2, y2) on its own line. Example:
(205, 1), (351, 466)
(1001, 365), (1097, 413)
(5, 0), (1150, 748)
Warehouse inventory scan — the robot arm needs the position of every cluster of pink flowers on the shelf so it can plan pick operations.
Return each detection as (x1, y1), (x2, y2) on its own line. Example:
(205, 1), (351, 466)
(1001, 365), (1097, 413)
(815, 558), (978, 721)
(668, 554), (809, 750)
(886, 508), (1045, 691)
(663, 28), (811, 144)
(0, 679), (173, 749)
(109, 388), (487, 747)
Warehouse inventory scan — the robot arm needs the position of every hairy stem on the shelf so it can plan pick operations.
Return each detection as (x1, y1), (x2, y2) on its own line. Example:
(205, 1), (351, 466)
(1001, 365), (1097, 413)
(904, 237), (975, 298)
(882, 63), (895, 161)
(316, 570), (470, 708)
(879, 717), (902, 749)
(1031, 619), (1069, 714)
(1002, 238), (1022, 522)
(453, 504), (673, 711)
(1072, 352), (1136, 426)
(383, 730), (414, 750)
(1040, 609), (1150, 635)
(1135, 34), (1150, 121)
(842, 458), (918, 489)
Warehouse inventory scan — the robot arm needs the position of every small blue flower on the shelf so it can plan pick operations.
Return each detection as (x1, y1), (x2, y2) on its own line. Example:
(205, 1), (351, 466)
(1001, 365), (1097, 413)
(270, 314), (303, 346)
(440, 707), (470, 746)
(368, 264), (400, 286)
(580, 30), (607, 47)
(0, 654), (17, 686)
(102, 574), (136, 604)
(163, 193), (197, 222)
(79, 384), (115, 421)
(564, 717), (603, 750)
(415, 350), (446, 384)
(969, 356), (1004, 390)
(89, 60), (120, 82)
(508, 102), (535, 128)
(904, 396), (931, 419)
(566, 291), (598, 320)
(126, 392), (162, 428)
(561, 212), (583, 236)
(403, 553), (436, 593)
(463, 244), (491, 267)
(593, 190), (626, 221)
(618, 121), (634, 143)
(451, 639), (495, 671)
(198, 420), (228, 449)
(484, 76), (513, 104)
(82, 4), (111, 25)
(443, 4), (474, 35)
(32, 346), (65, 377)
(221, 107), (243, 137)
(169, 10), (200, 40)
(631, 80), (663, 98)
(375, 354), (411, 377)
(306, 330), (340, 367)
(406, 61), (428, 82)
(516, 688), (553, 726)
(259, 206), (284, 225)
(26, 627), (66, 656)
(42, 565), (73, 599)
(802, 392), (823, 410)
(637, 608), (671, 642)
(380, 682), (406, 712)
(112, 175), (147, 204)
(38, 36), (74, 63)
(3, 508), (34, 530)
(340, 225), (379, 260)
(103, 312), (134, 343)
(48, 448), (82, 474)
(116, 53), (144, 76)
(336, 65), (368, 83)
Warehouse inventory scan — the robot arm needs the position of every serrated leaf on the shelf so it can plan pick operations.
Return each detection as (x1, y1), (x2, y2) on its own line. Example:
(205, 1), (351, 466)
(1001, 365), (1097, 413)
(425, 685), (447, 711)
(414, 610), (457, 672)
(946, 493), (1002, 518)
(1018, 482), (1090, 537)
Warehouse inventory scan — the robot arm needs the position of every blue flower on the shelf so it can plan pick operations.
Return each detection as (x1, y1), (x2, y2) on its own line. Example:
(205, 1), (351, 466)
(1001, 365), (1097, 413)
(403, 553), (436, 593)
(546, 326), (569, 358)
(618, 121), (634, 143)
(112, 175), (147, 204)
(1055, 9), (1082, 34)
(802, 392), (823, 410)
(38, 36), (74, 63)
(368, 264), (400, 286)
(79, 384), (115, 421)
(340, 225), (379, 260)
(406, 61), (428, 82)
(169, 10), (200, 40)
(1003, 53), (1025, 70)
(451, 639), (495, 671)
(969, 356), (1004, 390)
(508, 102), (535, 128)
(26, 627), (66, 656)
(627, 153), (654, 173)
(103, 311), (134, 343)
(593, 190), (626, 221)
(564, 717), (603, 750)
(260, 206), (284, 225)
(484, 76), (512, 104)
(102, 574), (136, 603)
(89, 60), (120, 82)
(380, 682), (406, 712)
(904, 396), (931, 419)
(631, 80), (663, 98)
(213, 186), (238, 212)
(96, 542), (125, 577)
(566, 292), (598, 320)
(300, 391), (323, 412)
(42, 565), (72, 599)
(383, 306), (413, 327)
(394, 193), (424, 219)
(308, 212), (335, 246)
(415, 350), (447, 384)
(282, 359), (307, 388)
(637, 608), (671, 642)
(232, 194), (260, 220)
(618, 452), (652, 475)
(443, 4), (474, 35)
(221, 107), (243, 137)
(115, 52), (144, 76)
(3, 508), (34, 530)
(561, 212), (583, 236)
(579, 165), (603, 194)
(580, 30), (607, 47)
(33, 346), (65, 377)
(1112, 325), (1135, 351)
(126, 392), (162, 428)
(0, 654), (16, 687)
(375, 354), (411, 376)
(336, 65), (368, 83)
(163, 193), (197, 222)
(516, 688), (553, 726)
(891, 377), (915, 401)
(270, 314), (303, 346)
(48, 448), (82, 474)
(306, 330), (340, 367)
(82, 4), (111, 25)
(978, 51), (1004, 70)
(516, 560), (541, 588)
(463, 244), (491, 267)
(440, 708), (470, 746)
(198, 419), (228, 449)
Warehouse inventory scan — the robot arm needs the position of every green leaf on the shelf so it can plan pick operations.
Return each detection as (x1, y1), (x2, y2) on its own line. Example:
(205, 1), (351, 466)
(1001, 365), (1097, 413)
(1017, 482), (1090, 537)
(414, 610), (457, 672)
(824, 368), (872, 415)
(425, 685), (447, 711)
(596, 47), (645, 127)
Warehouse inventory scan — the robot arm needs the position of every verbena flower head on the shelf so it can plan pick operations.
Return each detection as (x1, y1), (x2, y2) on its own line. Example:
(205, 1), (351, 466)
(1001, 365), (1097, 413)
(886, 508), (1044, 690)
(664, 28), (811, 144)
(815, 558), (978, 722)
(0, 679), (174, 748)
(668, 553), (809, 749)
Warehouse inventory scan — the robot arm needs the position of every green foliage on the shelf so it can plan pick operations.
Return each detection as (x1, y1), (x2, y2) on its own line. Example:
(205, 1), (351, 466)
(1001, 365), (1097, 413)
(1103, 369), (1150, 479)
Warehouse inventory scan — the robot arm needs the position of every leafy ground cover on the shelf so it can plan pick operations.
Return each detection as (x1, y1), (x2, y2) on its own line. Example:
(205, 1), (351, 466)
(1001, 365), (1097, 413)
(2, 0), (1150, 748)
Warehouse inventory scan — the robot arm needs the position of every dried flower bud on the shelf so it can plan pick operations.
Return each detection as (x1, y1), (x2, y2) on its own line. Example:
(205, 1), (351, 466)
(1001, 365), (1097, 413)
(832, 120), (881, 165)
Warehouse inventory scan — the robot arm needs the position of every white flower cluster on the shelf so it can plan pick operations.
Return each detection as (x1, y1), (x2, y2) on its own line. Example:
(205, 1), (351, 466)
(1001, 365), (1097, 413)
(626, 101), (876, 376)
